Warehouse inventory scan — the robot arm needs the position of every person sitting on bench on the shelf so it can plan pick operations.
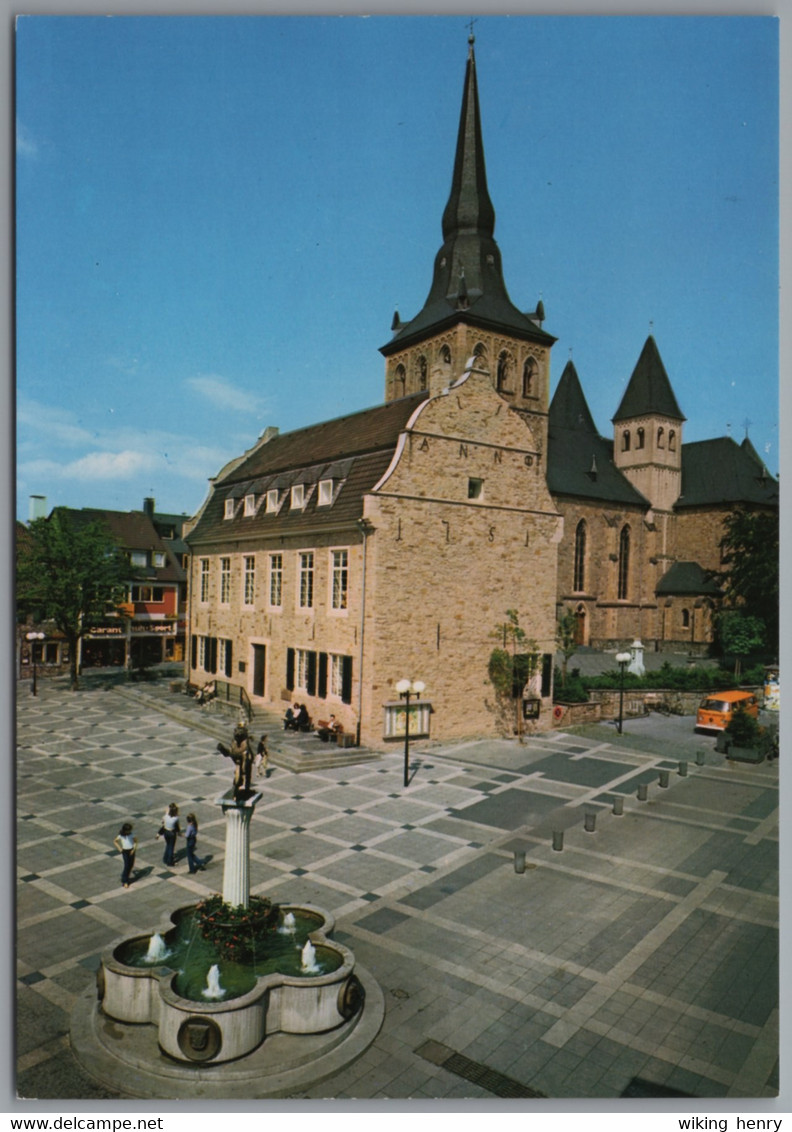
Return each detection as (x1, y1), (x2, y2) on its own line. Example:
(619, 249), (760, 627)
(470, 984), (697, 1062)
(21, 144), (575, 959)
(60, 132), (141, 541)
(317, 714), (343, 742)
(295, 703), (311, 732)
(195, 680), (216, 706)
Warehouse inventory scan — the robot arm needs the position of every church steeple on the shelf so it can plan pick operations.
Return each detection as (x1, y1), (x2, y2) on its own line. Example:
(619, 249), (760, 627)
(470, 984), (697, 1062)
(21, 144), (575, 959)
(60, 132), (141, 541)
(381, 33), (554, 410)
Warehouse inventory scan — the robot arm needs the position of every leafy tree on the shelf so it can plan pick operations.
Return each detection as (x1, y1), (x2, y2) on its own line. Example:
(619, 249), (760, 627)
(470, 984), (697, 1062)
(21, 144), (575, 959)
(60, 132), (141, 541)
(17, 511), (130, 690)
(556, 610), (578, 688)
(718, 508), (778, 654)
(715, 610), (766, 679)
(489, 609), (539, 740)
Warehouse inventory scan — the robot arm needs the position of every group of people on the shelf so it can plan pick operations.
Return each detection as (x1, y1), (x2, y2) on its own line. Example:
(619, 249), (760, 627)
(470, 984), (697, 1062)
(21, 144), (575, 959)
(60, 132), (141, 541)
(113, 803), (208, 889)
(194, 680), (216, 706)
(113, 720), (274, 889)
(283, 703), (311, 731)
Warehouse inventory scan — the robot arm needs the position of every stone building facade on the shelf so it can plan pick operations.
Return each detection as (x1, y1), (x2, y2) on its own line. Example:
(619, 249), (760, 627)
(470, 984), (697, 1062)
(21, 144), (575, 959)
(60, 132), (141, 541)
(185, 36), (777, 744)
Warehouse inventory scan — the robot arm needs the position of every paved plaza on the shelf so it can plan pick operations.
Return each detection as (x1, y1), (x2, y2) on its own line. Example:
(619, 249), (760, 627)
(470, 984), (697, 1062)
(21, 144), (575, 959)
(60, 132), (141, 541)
(15, 677), (779, 1103)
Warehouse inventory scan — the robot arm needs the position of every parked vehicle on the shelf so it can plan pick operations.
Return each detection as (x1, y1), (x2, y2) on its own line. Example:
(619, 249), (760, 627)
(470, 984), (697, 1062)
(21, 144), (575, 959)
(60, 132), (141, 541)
(696, 690), (759, 732)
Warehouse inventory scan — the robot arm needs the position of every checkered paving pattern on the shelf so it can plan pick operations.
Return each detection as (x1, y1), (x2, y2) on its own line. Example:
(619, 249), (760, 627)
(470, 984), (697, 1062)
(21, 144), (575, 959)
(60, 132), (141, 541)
(16, 683), (778, 1100)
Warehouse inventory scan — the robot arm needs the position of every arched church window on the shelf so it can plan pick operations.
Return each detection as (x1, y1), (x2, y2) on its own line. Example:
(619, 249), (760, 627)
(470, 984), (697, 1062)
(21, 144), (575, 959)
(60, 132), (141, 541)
(522, 356), (538, 398)
(669, 429), (676, 451)
(618, 525), (630, 600)
(394, 363), (406, 397)
(636, 427), (645, 449)
(681, 608), (690, 628)
(417, 355), (428, 390)
(622, 431), (631, 452)
(657, 427), (665, 448)
(439, 344), (452, 366)
(473, 341), (487, 361)
(496, 350), (514, 393)
(573, 520), (586, 592)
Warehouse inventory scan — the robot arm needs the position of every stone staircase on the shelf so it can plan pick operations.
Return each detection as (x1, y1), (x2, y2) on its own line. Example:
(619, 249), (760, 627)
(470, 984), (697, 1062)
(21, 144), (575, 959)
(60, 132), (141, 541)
(114, 681), (382, 774)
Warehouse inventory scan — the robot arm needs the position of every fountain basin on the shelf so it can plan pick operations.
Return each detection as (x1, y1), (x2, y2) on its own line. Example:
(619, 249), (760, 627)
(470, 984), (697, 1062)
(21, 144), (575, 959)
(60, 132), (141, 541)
(99, 903), (364, 1064)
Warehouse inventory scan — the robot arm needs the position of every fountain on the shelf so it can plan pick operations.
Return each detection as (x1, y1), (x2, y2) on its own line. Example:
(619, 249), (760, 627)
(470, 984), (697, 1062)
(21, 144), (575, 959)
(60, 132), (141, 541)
(71, 745), (383, 1099)
(144, 933), (169, 963)
(202, 964), (225, 1000)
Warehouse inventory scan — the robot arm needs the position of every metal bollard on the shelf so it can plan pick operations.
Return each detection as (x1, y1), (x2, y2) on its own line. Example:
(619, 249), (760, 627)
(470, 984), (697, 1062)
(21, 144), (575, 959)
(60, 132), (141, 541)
(637, 783), (648, 801)
(552, 830), (564, 851)
(513, 850), (526, 874)
(612, 795), (624, 815)
(584, 812), (596, 832)
(658, 770), (670, 788)
(696, 751), (705, 766)
(678, 761), (688, 777)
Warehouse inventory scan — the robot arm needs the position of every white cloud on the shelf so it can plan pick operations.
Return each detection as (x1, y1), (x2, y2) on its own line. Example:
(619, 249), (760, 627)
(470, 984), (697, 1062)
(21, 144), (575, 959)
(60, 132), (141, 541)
(20, 449), (153, 482)
(184, 373), (268, 414)
(17, 400), (94, 446)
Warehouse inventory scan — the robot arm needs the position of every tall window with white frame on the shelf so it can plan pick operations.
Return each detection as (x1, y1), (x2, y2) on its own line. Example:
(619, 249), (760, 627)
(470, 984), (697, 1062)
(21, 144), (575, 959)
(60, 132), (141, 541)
(269, 553), (283, 608)
(331, 549), (348, 610)
(220, 557), (231, 604)
(330, 653), (345, 698)
(296, 648), (310, 691)
(200, 558), (210, 603)
(299, 552), (314, 609)
(243, 556), (256, 606)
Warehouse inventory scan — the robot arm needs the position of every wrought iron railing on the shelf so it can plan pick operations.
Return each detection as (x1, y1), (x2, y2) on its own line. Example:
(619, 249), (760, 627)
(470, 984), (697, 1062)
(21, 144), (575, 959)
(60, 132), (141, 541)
(213, 678), (253, 722)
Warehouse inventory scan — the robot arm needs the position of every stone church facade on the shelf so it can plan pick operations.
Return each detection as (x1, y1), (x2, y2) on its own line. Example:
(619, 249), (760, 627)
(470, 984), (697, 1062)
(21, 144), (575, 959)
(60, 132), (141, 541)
(185, 37), (777, 746)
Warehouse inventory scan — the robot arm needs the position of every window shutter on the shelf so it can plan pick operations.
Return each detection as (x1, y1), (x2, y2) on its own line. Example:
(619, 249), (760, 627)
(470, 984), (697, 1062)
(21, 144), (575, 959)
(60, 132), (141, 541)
(286, 648), (295, 691)
(541, 653), (552, 697)
(318, 652), (328, 698)
(209, 637), (218, 674)
(225, 640), (233, 678)
(341, 655), (353, 704)
(191, 635), (197, 669)
(306, 651), (317, 696)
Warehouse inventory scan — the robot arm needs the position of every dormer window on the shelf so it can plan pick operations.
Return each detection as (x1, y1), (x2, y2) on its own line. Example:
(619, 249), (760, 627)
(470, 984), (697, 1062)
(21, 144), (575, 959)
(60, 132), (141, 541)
(291, 484), (305, 509)
(130, 551), (147, 568)
(224, 498), (235, 520)
(153, 552), (165, 568)
(266, 489), (280, 513)
(244, 493), (256, 517)
(318, 479), (334, 507)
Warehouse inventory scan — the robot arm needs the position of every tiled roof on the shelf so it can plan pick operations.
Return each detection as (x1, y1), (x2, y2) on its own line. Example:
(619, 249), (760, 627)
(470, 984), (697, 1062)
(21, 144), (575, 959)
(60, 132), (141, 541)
(546, 362), (650, 507)
(612, 337), (685, 423)
(52, 507), (186, 583)
(656, 561), (721, 596)
(677, 437), (779, 509)
(187, 394), (428, 546)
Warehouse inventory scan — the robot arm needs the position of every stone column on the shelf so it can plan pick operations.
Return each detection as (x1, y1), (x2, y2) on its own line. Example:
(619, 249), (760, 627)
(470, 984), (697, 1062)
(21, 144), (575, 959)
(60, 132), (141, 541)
(216, 790), (262, 908)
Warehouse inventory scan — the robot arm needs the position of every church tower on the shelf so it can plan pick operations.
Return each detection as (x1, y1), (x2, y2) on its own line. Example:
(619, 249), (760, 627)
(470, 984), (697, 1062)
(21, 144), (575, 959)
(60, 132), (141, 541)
(380, 34), (555, 454)
(612, 336), (685, 513)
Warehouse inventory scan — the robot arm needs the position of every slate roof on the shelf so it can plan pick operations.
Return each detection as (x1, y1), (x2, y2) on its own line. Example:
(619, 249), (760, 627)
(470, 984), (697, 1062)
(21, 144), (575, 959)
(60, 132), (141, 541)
(546, 362), (650, 507)
(677, 437), (779, 509)
(656, 561), (722, 596)
(52, 507), (186, 583)
(612, 336), (685, 423)
(382, 42), (554, 355)
(187, 393), (429, 546)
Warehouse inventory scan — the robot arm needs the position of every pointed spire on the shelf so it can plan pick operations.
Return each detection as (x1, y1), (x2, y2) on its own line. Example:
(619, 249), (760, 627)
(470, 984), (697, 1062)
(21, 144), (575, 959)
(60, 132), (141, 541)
(612, 336), (685, 423)
(441, 36), (495, 243)
(549, 360), (599, 434)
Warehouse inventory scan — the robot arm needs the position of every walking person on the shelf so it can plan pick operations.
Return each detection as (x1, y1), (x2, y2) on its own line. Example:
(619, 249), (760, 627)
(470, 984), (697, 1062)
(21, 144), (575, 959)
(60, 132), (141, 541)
(184, 813), (206, 874)
(114, 822), (137, 888)
(159, 802), (181, 867)
(255, 734), (270, 778)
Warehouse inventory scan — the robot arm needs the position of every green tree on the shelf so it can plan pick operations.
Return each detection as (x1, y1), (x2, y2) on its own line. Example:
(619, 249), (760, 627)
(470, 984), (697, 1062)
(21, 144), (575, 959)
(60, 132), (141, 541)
(556, 610), (578, 688)
(715, 610), (766, 679)
(17, 511), (130, 690)
(718, 508), (779, 654)
(489, 609), (539, 740)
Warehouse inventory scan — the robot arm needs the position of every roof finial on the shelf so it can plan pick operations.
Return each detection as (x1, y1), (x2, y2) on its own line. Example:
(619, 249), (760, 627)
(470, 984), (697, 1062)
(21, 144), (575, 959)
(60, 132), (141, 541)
(467, 18), (477, 47)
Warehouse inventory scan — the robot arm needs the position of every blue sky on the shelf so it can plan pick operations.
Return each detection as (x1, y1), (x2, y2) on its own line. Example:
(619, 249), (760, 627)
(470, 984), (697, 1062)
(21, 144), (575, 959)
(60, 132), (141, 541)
(15, 15), (779, 521)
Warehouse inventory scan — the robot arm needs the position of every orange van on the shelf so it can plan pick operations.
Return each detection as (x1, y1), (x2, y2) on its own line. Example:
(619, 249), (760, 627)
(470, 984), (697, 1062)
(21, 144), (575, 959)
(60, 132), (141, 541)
(696, 690), (759, 732)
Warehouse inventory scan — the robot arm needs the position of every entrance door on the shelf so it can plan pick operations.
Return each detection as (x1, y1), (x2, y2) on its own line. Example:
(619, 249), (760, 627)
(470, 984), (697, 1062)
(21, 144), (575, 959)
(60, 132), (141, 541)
(252, 644), (266, 698)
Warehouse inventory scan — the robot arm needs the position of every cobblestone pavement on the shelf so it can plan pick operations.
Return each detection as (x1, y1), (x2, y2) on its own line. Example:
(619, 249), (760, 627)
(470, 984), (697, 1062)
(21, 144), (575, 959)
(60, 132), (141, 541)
(15, 679), (779, 1104)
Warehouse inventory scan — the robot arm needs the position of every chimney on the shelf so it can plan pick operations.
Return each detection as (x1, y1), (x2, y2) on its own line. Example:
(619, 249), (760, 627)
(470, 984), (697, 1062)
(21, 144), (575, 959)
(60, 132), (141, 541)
(143, 497), (155, 518)
(29, 495), (47, 521)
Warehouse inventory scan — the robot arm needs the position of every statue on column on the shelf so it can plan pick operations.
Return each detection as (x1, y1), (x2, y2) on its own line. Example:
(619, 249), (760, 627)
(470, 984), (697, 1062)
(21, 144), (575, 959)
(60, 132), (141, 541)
(217, 720), (253, 799)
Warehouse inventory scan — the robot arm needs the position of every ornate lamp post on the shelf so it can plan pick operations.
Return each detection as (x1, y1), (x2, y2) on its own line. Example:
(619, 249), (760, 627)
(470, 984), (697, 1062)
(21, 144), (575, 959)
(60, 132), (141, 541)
(26, 631), (45, 696)
(615, 651), (631, 734)
(395, 679), (425, 788)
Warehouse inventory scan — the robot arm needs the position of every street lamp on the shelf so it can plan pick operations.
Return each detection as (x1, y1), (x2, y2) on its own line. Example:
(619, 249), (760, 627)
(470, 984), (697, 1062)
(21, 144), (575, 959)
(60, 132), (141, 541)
(26, 631), (45, 696)
(396, 678), (425, 788)
(615, 651), (631, 734)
